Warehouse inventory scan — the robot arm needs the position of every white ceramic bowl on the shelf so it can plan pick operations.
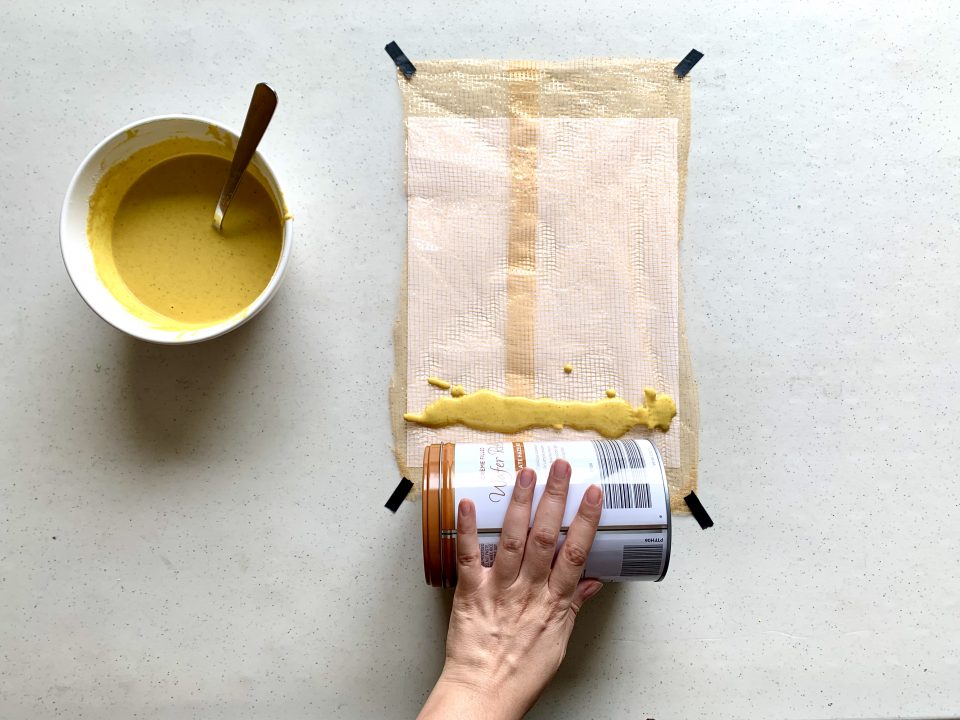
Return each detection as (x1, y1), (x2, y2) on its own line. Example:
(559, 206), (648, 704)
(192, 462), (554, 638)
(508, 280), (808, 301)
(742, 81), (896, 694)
(60, 115), (293, 344)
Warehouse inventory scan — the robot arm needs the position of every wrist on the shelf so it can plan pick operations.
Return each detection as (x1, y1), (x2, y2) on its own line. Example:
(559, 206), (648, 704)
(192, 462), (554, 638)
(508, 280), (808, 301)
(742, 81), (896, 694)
(418, 670), (519, 720)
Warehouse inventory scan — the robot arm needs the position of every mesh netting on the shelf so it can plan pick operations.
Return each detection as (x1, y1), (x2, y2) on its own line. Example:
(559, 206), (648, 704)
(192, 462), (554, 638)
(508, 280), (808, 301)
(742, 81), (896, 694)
(391, 59), (698, 512)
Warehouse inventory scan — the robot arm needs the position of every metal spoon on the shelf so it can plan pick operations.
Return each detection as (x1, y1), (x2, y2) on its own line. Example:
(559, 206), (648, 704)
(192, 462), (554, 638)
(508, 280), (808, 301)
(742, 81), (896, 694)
(212, 83), (278, 232)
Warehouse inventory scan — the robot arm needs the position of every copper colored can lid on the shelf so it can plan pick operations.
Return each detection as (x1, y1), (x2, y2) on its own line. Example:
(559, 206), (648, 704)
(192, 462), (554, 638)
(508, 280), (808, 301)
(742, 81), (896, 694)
(421, 444), (442, 587)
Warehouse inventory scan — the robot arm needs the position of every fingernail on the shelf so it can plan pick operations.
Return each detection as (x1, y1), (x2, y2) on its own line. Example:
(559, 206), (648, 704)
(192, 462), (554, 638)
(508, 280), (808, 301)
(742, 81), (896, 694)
(583, 581), (603, 600)
(459, 499), (473, 517)
(518, 468), (535, 488)
(553, 459), (571, 481)
(585, 484), (602, 506)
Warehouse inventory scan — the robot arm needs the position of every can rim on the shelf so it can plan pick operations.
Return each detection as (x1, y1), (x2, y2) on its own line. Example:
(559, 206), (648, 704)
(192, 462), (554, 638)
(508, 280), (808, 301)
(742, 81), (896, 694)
(649, 440), (672, 582)
(440, 443), (457, 587)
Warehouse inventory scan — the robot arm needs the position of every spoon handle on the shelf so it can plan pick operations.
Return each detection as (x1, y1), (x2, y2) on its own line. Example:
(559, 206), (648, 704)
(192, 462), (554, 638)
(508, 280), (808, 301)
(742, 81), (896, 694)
(213, 83), (278, 232)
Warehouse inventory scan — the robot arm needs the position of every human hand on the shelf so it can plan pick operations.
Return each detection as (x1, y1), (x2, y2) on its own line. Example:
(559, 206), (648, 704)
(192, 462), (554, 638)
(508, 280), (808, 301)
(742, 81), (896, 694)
(418, 459), (604, 720)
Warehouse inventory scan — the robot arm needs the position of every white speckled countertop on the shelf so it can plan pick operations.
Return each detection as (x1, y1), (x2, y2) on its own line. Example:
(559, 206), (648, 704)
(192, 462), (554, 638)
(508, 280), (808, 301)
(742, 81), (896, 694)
(1, 2), (959, 718)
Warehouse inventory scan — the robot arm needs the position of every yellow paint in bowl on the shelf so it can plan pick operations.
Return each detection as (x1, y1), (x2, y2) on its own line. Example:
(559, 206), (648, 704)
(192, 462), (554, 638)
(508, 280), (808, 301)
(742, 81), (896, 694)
(86, 133), (284, 331)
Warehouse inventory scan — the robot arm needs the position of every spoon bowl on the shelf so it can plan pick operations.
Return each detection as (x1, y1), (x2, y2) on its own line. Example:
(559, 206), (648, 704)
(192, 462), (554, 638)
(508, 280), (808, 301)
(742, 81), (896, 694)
(60, 115), (293, 344)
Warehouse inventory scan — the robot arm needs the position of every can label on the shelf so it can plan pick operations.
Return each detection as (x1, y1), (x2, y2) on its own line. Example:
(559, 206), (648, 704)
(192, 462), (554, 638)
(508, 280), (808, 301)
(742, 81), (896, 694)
(452, 440), (670, 582)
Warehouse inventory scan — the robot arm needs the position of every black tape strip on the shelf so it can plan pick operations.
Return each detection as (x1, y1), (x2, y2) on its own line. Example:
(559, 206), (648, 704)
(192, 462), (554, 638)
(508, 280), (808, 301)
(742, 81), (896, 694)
(674, 49), (704, 78)
(684, 491), (714, 529)
(385, 41), (416, 78)
(385, 477), (414, 513)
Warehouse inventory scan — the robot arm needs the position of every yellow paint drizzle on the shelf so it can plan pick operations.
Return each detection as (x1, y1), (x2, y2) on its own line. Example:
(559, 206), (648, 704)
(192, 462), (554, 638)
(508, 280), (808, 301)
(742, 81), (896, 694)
(563, 363), (573, 374)
(405, 386), (676, 437)
(605, 388), (617, 398)
(427, 377), (451, 390)
(450, 385), (466, 398)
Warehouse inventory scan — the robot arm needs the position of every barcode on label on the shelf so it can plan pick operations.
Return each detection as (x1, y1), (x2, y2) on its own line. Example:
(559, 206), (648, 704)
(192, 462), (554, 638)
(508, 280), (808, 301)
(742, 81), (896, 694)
(479, 543), (497, 568)
(592, 440), (650, 509)
(620, 544), (662, 576)
(601, 482), (651, 509)
(592, 439), (646, 478)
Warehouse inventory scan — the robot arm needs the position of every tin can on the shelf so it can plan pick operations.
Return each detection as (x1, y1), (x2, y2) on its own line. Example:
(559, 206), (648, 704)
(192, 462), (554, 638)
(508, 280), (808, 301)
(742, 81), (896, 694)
(421, 439), (671, 587)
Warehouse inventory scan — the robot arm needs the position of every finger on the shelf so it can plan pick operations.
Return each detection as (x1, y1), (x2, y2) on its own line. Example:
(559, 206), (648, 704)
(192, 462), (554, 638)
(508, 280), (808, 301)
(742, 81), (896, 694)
(569, 580), (604, 617)
(520, 459), (571, 585)
(492, 467), (537, 586)
(455, 499), (482, 592)
(549, 483), (603, 598)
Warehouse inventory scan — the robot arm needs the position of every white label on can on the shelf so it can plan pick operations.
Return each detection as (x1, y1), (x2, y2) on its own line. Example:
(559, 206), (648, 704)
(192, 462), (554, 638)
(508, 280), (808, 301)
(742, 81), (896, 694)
(476, 528), (668, 582)
(452, 440), (669, 532)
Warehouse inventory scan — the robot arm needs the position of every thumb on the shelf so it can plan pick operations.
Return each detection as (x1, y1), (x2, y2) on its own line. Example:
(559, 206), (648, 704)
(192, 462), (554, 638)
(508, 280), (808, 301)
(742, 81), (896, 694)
(569, 580), (603, 616)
